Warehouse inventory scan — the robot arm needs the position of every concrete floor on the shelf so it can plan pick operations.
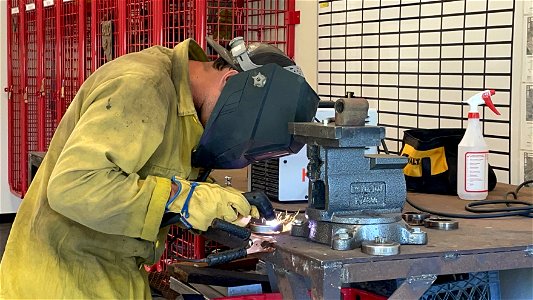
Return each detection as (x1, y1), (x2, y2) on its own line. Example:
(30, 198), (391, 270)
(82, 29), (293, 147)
(0, 223), (12, 261)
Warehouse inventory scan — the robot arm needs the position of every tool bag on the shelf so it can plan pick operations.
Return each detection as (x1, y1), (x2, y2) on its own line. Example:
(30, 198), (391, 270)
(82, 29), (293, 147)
(400, 128), (497, 195)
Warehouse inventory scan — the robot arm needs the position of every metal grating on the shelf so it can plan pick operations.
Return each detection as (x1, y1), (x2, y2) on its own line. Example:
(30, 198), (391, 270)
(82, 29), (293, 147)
(8, 0), (23, 196)
(317, 0), (515, 183)
(60, 1), (81, 115)
(162, 0), (196, 48)
(43, 2), (56, 148)
(251, 158), (280, 200)
(25, 0), (38, 156)
(85, 2), (92, 79)
(94, 0), (120, 68)
(126, 0), (152, 52)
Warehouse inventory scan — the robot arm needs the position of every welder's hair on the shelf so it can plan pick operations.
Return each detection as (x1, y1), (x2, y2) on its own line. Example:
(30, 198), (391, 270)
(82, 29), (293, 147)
(212, 56), (234, 71)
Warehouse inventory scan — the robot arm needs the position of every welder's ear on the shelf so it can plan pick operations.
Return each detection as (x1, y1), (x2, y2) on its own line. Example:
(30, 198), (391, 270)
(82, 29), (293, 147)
(221, 69), (239, 86)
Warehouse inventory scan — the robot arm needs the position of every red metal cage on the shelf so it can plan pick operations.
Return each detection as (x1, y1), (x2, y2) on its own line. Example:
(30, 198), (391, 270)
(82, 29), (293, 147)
(5, 0), (297, 265)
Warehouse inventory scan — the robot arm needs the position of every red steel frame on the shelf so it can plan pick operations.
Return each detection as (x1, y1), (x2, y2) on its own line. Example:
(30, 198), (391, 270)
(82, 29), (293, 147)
(5, 1), (297, 261)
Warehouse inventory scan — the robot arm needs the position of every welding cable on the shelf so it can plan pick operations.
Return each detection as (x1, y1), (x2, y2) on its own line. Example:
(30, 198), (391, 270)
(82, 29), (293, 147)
(405, 180), (533, 219)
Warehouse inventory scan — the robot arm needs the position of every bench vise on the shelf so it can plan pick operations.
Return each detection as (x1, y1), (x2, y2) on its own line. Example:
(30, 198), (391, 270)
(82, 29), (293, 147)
(289, 97), (427, 251)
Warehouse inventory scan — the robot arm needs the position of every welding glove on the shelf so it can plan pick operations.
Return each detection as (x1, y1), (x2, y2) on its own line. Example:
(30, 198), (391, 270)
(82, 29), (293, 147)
(165, 176), (260, 231)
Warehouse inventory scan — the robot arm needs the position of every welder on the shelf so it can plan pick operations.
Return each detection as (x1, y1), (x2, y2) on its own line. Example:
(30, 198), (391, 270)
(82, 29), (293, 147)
(0, 37), (319, 298)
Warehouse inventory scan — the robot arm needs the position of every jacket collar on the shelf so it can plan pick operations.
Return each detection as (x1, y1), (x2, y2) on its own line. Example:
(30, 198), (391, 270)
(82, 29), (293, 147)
(171, 39), (208, 116)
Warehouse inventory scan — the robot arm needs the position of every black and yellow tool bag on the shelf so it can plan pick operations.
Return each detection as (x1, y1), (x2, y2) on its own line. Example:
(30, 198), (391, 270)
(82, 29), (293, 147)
(400, 128), (497, 195)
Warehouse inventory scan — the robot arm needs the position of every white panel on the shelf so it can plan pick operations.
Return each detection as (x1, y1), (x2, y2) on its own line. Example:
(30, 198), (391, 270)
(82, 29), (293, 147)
(331, 36), (347, 47)
(486, 28), (513, 42)
(347, 35), (362, 46)
(362, 34), (379, 46)
(420, 2), (441, 16)
(487, 12), (514, 26)
(318, 84), (331, 95)
(362, 61), (378, 72)
(346, 73), (361, 85)
(400, 46), (419, 59)
(347, 0), (363, 10)
(441, 60), (463, 73)
(419, 74), (439, 88)
(347, 11), (362, 23)
(399, 74), (418, 86)
(490, 91), (511, 106)
(346, 61), (362, 72)
(380, 34), (400, 46)
(399, 115), (418, 128)
(464, 75), (484, 89)
(363, 8), (380, 20)
(401, 4), (420, 18)
(466, 1), (487, 13)
(492, 107), (510, 122)
(465, 13), (487, 28)
(486, 44), (512, 57)
(464, 45), (486, 58)
(465, 29), (486, 43)
(331, 24), (346, 35)
(346, 48), (361, 59)
(440, 118), (462, 128)
(318, 61), (331, 72)
(485, 75), (510, 90)
(318, 37), (331, 48)
(441, 45), (463, 58)
(441, 89), (462, 103)
(331, 73), (345, 84)
(400, 32), (419, 45)
(331, 61), (346, 72)
(399, 87), (418, 99)
(485, 122), (510, 137)
(419, 103), (439, 115)
(347, 23), (362, 35)
(420, 32), (440, 44)
(485, 60), (511, 74)
(381, 7), (400, 19)
(331, 85), (345, 96)
(442, 15), (464, 30)
(419, 88), (439, 101)
(331, 0), (346, 12)
(318, 25), (331, 37)
(331, 12), (347, 24)
(485, 137), (509, 153)
(363, 21), (380, 34)
(362, 48), (379, 59)
(381, 74), (398, 85)
(400, 101), (418, 114)
(464, 59), (485, 72)
(380, 86), (399, 99)
(443, 0), (464, 14)
(362, 74), (378, 85)
(400, 59), (420, 72)
(401, 19), (420, 31)
(439, 104), (462, 117)
(380, 61), (399, 72)
(419, 117), (439, 128)
(362, 86), (378, 98)
(327, 49), (343, 60)
(419, 46), (440, 59)
(419, 60), (440, 73)
(381, 100), (399, 112)
(442, 30), (464, 44)
(441, 75), (463, 88)
(489, 154), (509, 170)
(318, 13), (332, 26)
(381, 20), (400, 33)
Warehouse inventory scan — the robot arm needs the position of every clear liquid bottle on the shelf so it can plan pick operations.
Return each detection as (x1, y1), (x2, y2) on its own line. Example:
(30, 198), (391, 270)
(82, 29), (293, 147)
(457, 90), (499, 200)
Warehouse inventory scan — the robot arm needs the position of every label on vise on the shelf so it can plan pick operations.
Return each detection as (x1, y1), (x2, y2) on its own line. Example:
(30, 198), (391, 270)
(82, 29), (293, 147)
(349, 182), (386, 205)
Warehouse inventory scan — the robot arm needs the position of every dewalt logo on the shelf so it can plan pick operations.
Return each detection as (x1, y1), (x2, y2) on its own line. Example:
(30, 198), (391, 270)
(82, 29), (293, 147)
(400, 144), (448, 177)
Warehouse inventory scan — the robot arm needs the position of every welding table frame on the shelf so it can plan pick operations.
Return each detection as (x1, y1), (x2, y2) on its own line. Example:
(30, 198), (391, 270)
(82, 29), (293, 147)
(264, 183), (533, 299)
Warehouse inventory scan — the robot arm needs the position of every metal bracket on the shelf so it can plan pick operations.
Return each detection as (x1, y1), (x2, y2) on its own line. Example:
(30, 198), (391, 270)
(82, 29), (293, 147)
(285, 11), (300, 25)
(525, 245), (533, 257)
(443, 251), (461, 261)
(389, 274), (437, 300)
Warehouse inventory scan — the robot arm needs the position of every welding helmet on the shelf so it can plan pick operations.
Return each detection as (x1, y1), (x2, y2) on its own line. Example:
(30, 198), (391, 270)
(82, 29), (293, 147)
(191, 37), (320, 169)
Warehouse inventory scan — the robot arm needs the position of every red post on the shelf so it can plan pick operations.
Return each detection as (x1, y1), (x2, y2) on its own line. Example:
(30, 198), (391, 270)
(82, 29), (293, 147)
(55, 0), (63, 126)
(19, 0), (28, 196)
(90, 0), (97, 73)
(78, 0), (86, 86)
(117, 0), (127, 57)
(152, 0), (163, 46)
(195, 0), (207, 50)
(36, 0), (45, 152)
(285, 0), (297, 59)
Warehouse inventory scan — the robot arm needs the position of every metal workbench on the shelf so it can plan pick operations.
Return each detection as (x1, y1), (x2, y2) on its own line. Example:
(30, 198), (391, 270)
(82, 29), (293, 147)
(264, 183), (533, 299)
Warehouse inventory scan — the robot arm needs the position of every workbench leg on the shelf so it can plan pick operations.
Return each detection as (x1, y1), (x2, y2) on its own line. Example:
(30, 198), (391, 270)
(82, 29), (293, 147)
(271, 264), (311, 300)
(388, 274), (437, 300)
(308, 262), (343, 300)
(265, 262), (279, 292)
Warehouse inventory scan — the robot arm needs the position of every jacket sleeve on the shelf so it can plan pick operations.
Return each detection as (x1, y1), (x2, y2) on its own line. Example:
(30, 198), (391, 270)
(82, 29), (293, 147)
(48, 74), (172, 242)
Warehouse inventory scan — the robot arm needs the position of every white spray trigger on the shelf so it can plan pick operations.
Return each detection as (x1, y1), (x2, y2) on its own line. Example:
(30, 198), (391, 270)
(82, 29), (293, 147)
(465, 89), (500, 115)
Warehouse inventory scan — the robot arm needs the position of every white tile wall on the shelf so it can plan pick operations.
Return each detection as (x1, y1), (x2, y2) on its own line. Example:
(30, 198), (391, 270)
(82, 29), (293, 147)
(317, 0), (515, 182)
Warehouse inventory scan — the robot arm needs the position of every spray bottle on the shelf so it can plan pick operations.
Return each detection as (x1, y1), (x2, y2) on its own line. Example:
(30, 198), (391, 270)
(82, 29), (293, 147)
(457, 90), (499, 200)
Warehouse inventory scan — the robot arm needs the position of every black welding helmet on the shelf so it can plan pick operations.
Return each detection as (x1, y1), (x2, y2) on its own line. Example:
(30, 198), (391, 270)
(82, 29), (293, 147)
(191, 37), (320, 169)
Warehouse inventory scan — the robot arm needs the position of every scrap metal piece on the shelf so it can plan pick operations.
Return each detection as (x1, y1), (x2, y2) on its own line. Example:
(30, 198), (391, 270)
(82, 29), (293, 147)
(249, 219), (283, 235)
(424, 218), (459, 230)
(402, 211), (431, 226)
(361, 237), (400, 256)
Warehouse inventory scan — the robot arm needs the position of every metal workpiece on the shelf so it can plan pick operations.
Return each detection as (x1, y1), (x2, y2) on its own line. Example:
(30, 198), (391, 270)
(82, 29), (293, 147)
(402, 211), (431, 226)
(289, 123), (385, 148)
(290, 219), (310, 237)
(334, 94), (369, 126)
(361, 237), (400, 256)
(424, 218), (459, 230)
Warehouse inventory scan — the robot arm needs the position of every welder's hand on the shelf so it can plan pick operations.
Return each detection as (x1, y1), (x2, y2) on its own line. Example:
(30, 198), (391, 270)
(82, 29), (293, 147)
(166, 178), (260, 232)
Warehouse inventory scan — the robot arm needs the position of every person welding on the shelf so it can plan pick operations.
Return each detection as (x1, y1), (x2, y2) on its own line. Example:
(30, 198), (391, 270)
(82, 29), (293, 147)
(0, 37), (319, 298)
